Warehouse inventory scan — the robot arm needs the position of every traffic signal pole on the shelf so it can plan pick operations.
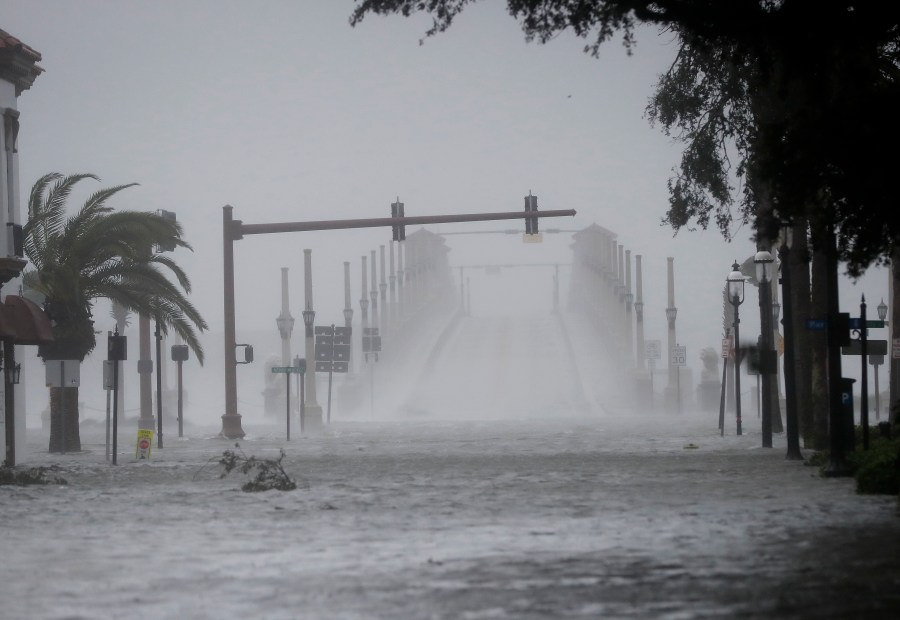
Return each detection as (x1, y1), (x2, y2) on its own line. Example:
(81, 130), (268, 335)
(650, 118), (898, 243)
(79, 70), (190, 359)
(220, 204), (576, 438)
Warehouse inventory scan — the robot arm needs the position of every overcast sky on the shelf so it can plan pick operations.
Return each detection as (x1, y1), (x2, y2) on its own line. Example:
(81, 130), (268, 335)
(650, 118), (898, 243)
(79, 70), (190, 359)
(2, 1), (888, 379)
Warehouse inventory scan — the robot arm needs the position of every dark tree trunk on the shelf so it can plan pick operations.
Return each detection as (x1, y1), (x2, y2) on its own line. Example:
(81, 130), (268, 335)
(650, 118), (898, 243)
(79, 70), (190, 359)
(891, 249), (900, 428)
(790, 219), (814, 447)
(48, 386), (81, 453)
(809, 230), (831, 450)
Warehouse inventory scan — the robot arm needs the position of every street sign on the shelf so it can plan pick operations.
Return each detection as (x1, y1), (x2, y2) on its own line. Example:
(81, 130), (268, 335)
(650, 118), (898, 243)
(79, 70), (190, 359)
(135, 429), (153, 460)
(645, 340), (661, 360)
(841, 340), (887, 356)
(848, 318), (885, 329)
(869, 354), (885, 366)
(805, 318), (827, 331)
(363, 327), (381, 354)
(271, 366), (301, 374)
(671, 345), (687, 367)
(721, 337), (732, 359)
(315, 325), (352, 373)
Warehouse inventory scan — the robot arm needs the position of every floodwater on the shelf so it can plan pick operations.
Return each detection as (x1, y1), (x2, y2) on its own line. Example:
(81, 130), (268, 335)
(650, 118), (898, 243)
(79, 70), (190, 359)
(3, 310), (900, 618)
(2, 413), (899, 619)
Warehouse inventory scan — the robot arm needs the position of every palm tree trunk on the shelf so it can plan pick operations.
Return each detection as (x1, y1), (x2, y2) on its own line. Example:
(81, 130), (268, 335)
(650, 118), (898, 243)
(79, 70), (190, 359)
(48, 386), (81, 452)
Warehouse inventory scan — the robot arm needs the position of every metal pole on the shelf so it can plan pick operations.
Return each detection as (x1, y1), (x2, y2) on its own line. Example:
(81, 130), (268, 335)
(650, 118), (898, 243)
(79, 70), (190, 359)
(299, 370), (305, 434)
(112, 358), (119, 465)
(60, 360), (65, 454)
(760, 272), (773, 448)
(860, 295), (869, 450)
(733, 297), (743, 436)
(285, 372), (291, 441)
(327, 324), (335, 424)
(177, 359), (184, 438)
(719, 328), (730, 436)
(156, 318), (163, 449)
(874, 359), (881, 422)
(221, 206), (244, 438)
(105, 380), (111, 461)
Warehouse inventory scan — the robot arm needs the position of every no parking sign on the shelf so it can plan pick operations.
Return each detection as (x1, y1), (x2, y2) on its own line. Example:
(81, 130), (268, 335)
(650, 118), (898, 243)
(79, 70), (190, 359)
(135, 429), (154, 461)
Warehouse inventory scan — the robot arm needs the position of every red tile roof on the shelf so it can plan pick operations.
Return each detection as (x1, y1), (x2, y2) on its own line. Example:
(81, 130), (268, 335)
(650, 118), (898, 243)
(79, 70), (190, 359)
(0, 28), (42, 63)
(0, 27), (44, 94)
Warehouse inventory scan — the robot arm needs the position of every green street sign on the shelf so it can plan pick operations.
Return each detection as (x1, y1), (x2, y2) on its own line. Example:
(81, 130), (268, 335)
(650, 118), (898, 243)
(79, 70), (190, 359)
(271, 366), (303, 374)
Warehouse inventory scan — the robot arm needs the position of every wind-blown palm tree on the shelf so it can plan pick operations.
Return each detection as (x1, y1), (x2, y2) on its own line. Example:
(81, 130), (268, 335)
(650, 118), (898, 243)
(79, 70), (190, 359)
(23, 173), (207, 452)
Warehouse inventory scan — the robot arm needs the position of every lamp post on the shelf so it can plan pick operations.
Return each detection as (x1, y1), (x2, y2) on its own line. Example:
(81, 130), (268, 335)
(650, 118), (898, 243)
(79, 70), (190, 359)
(875, 298), (888, 422)
(665, 257), (677, 410)
(302, 249), (322, 427)
(625, 291), (635, 367)
(755, 250), (775, 448)
(276, 267), (295, 368)
(343, 261), (354, 374)
(728, 262), (746, 435)
(666, 304), (678, 409)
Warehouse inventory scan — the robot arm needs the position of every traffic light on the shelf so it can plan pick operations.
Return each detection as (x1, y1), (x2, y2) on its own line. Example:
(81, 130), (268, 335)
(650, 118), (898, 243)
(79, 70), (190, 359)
(156, 209), (177, 252)
(524, 192), (538, 235)
(108, 331), (127, 361)
(391, 200), (405, 241)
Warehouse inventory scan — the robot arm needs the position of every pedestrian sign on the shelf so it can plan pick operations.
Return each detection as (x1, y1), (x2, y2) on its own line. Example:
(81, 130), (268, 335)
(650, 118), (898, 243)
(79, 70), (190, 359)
(645, 340), (661, 360)
(135, 429), (153, 460)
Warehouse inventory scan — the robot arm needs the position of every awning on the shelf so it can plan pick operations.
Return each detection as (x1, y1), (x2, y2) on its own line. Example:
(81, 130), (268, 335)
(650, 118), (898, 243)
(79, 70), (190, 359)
(0, 295), (54, 345)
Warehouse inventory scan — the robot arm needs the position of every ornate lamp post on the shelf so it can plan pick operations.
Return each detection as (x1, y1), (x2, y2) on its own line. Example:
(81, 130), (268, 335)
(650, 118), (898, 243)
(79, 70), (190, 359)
(728, 262), (746, 435)
(755, 250), (776, 448)
(301, 248), (322, 427)
(875, 298), (889, 421)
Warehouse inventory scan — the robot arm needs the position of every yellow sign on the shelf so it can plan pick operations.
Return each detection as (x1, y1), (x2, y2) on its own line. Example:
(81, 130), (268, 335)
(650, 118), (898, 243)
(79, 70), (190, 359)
(135, 429), (154, 460)
(522, 233), (543, 243)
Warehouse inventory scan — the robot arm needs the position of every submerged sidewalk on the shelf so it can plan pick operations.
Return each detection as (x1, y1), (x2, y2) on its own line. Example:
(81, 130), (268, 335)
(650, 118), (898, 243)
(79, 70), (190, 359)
(3, 412), (899, 619)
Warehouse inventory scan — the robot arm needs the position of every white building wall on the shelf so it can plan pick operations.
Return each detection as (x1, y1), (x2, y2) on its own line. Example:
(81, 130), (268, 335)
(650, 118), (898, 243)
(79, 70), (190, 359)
(0, 75), (27, 460)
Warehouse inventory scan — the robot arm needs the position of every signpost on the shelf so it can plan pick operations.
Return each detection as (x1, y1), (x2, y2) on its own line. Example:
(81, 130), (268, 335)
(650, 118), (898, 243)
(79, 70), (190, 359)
(135, 429), (153, 460)
(271, 360), (305, 439)
(315, 325), (351, 424)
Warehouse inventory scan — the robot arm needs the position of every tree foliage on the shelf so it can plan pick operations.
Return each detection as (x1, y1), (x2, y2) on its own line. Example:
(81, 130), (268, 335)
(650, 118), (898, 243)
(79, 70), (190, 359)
(23, 173), (207, 362)
(351, 1), (900, 275)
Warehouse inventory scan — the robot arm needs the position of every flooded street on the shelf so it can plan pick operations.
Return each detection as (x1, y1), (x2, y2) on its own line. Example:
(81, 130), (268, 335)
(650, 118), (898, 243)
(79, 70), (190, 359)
(3, 413), (899, 619)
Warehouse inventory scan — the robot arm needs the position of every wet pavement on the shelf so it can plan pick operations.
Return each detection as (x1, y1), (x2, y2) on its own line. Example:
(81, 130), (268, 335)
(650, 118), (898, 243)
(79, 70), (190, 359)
(3, 413), (899, 619)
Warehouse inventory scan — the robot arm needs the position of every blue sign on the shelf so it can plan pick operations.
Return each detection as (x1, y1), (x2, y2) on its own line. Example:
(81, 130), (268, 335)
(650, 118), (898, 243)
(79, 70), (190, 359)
(805, 319), (827, 331)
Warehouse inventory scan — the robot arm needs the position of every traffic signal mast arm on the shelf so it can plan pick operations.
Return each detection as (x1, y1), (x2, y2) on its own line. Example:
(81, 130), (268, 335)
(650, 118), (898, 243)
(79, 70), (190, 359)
(230, 208), (576, 239)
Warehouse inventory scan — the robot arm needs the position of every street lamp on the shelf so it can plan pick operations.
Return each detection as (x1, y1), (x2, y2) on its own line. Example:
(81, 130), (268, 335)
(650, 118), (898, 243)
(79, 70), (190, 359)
(665, 306), (677, 323)
(728, 262), (745, 436)
(772, 301), (781, 325)
(302, 307), (315, 336)
(878, 298), (888, 322)
(754, 250), (775, 448)
(343, 307), (353, 326)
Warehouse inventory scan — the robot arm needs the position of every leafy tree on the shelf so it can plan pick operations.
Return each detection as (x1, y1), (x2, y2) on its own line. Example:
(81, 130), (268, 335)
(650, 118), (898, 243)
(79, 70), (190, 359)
(350, 0), (900, 275)
(23, 173), (207, 452)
